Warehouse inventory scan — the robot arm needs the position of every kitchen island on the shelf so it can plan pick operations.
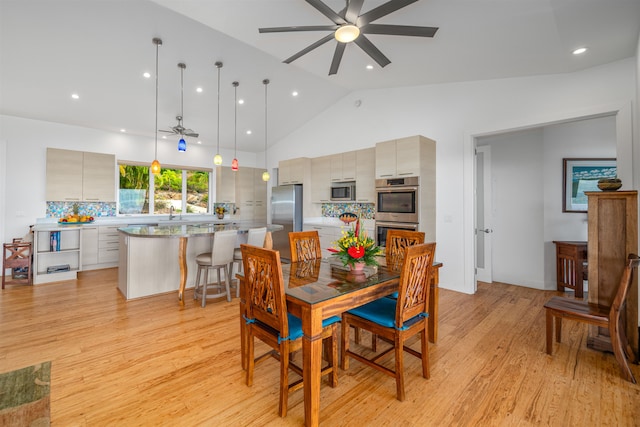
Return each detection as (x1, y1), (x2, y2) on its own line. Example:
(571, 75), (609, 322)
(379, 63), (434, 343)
(117, 222), (283, 302)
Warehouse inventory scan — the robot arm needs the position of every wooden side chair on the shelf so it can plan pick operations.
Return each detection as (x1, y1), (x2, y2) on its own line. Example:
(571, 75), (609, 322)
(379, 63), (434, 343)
(231, 227), (267, 295)
(341, 242), (436, 401)
(288, 231), (322, 262)
(3, 239), (33, 288)
(544, 253), (640, 384)
(242, 244), (340, 417)
(385, 229), (425, 271)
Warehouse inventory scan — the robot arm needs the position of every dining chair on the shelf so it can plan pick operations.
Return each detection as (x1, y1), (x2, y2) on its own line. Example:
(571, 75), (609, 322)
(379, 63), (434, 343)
(544, 253), (640, 383)
(193, 229), (237, 307)
(288, 231), (322, 262)
(2, 239), (33, 288)
(341, 242), (437, 401)
(231, 227), (267, 296)
(242, 244), (340, 417)
(385, 229), (425, 270)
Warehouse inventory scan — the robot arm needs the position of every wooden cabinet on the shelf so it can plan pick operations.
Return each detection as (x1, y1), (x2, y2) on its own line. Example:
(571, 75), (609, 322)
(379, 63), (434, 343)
(375, 136), (425, 178)
(234, 167), (267, 221)
(278, 158), (310, 185)
(46, 148), (115, 201)
(311, 156), (332, 203)
(216, 166), (236, 203)
(330, 152), (356, 182)
(355, 148), (375, 203)
(586, 190), (638, 358)
(34, 227), (81, 284)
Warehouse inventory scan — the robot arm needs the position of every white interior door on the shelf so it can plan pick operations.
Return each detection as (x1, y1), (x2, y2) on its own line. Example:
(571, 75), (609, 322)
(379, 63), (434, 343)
(475, 145), (493, 283)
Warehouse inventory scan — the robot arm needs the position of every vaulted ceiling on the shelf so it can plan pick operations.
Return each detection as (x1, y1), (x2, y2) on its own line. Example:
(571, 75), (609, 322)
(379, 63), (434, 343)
(1, 0), (638, 153)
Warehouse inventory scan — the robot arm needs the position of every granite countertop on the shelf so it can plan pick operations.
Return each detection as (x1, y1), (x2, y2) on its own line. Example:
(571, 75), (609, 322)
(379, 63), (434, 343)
(118, 222), (283, 238)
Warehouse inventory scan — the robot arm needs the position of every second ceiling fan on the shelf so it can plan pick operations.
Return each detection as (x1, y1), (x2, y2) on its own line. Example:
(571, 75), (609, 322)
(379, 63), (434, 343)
(259, 0), (439, 75)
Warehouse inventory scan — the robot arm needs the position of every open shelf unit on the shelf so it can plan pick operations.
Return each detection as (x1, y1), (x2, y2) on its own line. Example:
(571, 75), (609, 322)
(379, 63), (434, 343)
(34, 226), (81, 284)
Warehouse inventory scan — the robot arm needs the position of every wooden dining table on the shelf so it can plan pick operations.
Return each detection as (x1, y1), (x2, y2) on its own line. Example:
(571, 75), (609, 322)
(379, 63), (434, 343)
(238, 256), (442, 426)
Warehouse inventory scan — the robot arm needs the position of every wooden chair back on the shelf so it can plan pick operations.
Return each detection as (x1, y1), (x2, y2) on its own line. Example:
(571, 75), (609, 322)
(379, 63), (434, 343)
(396, 242), (436, 328)
(288, 231), (322, 262)
(385, 230), (425, 270)
(241, 244), (289, 337)
(2, 241), (33, 288)
(610, 254), (640, 331)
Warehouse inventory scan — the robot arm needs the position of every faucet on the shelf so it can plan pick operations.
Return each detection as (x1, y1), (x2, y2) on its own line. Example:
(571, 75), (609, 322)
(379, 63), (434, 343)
(169, 205), (175, 220)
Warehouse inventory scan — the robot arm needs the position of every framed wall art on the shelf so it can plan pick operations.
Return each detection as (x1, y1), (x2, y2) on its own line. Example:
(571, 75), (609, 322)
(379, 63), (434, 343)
(563, 158), (616, 212)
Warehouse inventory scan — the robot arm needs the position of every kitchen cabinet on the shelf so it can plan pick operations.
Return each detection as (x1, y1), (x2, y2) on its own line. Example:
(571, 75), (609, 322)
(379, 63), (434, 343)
(586, 190), (638, 358)
(330, 152), (356, 182)
(303, 224), (339, 258)
(311, 156), (332, 203)
(216, 166), (236, 203)
(253, 169), (268, 221)
(98, 225), (120, 265)
(82, 226), (99, 266)
(235, 167), (267, 221)
(46, 148), (115, 201)
(355, 148), (375, 203)
(375, 136), (427, 178)
(34, 226), (81, 284)
(278, 157), (310, 185)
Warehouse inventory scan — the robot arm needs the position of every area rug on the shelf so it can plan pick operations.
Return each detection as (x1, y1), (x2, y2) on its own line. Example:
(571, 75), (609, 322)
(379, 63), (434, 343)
(0, 361), (51, 426)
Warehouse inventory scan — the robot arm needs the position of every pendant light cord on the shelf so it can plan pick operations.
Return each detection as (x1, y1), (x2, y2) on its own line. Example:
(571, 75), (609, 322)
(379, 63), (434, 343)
(216, 63), (221, 154)
(154, 40), (159, 160)
(233, 82), (238, 157)
(263, 79), (269, 166)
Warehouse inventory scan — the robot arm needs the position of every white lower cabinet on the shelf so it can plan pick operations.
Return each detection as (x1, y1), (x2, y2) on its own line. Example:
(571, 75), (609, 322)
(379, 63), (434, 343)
(98, 226), (120, 265)
(34, 227), (81, 284)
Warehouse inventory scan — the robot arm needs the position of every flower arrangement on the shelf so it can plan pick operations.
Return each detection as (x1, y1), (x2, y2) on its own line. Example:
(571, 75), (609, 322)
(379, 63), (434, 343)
(215, 205), (227, 218)
(328, 218), (382, 269)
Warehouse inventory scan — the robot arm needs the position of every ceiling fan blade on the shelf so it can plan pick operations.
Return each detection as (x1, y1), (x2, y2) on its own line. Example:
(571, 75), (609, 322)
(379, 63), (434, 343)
(344, 0), (364, 23)
(329, 43), (346, 75)
(283, 33), (335, 64)
(362, 24), (438, 37)
(259, 25), (338, 33)
(357, 0), (418, 26)
(305, 0), (346, 25)
(354, 35), (391, 68)
(185, 132), (199, 138)
(159, 129), (175, 134)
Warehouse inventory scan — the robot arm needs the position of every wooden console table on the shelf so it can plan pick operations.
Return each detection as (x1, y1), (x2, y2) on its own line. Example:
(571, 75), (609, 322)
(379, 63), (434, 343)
(552, 241), (587, 298)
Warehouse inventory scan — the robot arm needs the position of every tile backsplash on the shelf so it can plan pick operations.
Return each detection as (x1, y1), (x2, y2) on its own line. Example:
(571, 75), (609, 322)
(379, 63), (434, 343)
(47, 201), (116, 218)
(322, 203), (374, 219)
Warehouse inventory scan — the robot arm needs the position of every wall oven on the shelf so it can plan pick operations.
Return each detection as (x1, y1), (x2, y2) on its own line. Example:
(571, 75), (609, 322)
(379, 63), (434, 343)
(375, 177), (419, 223)
(375, 221), (420, 248)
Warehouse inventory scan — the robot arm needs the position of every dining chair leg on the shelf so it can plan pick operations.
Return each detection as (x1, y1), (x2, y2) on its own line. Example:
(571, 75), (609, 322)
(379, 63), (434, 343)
(279, 343), (290, 417)
(246, 332), (255, 386)
(395, 335), (405, 402)
(421, 329), (430, 379)
(240, 303), (247, 370)
(201, 268), (210, 308)
(340, 317), (350, 370)
(329, 324), (338, 387)
(193, 265), (202, 300)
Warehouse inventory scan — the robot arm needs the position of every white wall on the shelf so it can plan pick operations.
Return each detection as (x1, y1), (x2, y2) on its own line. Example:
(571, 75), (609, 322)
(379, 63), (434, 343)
(0, 115), (261, 240)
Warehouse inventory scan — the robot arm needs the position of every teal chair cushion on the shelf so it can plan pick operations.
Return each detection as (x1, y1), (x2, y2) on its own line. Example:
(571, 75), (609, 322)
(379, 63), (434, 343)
(284, 313), (341, 342)
(348, 298), (428, 331)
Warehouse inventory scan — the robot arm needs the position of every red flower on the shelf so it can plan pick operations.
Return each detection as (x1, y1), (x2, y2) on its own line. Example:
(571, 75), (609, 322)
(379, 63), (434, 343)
(347, 246), (365, 259)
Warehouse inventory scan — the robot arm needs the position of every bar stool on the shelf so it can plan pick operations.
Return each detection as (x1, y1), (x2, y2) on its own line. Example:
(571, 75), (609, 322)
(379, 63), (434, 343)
(231, 227), (267, 295)
(193, 229), (237, 307)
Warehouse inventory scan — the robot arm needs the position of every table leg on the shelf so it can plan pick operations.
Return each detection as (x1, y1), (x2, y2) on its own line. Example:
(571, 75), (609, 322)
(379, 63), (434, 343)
(429, 267), (440, 343)
(178, 237), (188, 305)
(302, 306), (323, 427)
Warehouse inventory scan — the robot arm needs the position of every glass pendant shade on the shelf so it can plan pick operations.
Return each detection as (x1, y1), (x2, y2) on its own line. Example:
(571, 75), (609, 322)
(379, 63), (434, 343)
(213, 153), (223, 165)
(262, 171), (270, 182)
(178, 138), (186, 152)
(231, 158), (239, 171)
(151, 159), (161, 175)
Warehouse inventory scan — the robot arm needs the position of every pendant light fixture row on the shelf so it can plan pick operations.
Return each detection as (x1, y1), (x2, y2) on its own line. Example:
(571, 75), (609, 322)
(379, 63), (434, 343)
(213, 61), (223, 166)
(151, 37), (162, 175)
(262, 78), (270, 182)
(231, 81), (239, 171)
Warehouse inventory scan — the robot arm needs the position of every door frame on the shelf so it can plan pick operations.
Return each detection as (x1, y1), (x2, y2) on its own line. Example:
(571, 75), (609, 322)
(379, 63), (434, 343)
(474, 145), (492, 285)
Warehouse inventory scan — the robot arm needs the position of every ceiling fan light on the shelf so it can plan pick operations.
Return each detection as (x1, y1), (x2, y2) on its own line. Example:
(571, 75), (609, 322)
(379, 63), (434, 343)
(178, 138), (186, 152)
(151, 159), (161, 175)
(335, 24), (360, 43)
(231, 158), (239, 171)
(214, 153), (223, 165)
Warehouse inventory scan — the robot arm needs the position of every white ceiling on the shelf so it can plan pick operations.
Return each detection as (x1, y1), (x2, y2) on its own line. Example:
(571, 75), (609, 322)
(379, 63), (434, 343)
(1, 0), (639, 154)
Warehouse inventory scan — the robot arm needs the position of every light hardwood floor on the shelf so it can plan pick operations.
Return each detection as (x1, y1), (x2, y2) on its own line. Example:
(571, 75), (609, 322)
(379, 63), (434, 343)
(1, 268), (639, 426)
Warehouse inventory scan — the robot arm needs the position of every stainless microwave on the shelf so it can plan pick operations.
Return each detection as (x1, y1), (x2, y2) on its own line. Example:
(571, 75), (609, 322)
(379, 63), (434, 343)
(331, 181), (356, 201)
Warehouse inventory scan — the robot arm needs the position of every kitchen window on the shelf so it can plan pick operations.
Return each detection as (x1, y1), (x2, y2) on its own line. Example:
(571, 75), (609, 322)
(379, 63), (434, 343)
(118, 163), (210, 215)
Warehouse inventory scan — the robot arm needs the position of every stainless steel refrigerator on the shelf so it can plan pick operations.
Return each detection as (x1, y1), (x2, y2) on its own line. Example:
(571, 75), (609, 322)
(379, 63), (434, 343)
(271, 184), (303, 261)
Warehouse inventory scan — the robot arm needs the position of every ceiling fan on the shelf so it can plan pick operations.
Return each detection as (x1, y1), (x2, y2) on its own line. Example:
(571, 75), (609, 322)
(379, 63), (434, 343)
(259, 0), (439, 75)
(160, 63), (199, 140)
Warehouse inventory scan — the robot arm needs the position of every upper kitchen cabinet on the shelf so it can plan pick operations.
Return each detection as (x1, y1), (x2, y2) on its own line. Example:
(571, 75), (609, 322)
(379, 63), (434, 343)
(375, 135), (434, 179)
(46, 148), (115, 202)
(311, 156), (331, 203)
(330, 152), (357, 182)
(235, 167), (267, 221)
(355, 148), (375, 203)
(216, 166), (236, 203)
(278, 157), (310, 185)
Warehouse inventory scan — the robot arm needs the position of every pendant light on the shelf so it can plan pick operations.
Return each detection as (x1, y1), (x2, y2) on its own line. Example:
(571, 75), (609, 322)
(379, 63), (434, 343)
(177, 63), (187, 152)
(150, 37), (162, 175)
(231, 81), (239, 171)
(262, 79), (270, 182)
(213, 61), (223, 166)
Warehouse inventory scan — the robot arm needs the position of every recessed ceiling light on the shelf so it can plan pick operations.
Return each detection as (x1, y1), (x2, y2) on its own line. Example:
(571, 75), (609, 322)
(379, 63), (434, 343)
(366, 65), (374, 70)
(120, 129), (126, 133)
(238, 99), (244, 105)
(197, 140), (202, 144)
(71, 93), (79, 99)
(143, 72), (151, 78)
(162, 135), (167, 139)
(246, 130), (252, 135)
(572, 47), (588, 55)
(196, 87), (203, 93)
(292, 91), (299, 97)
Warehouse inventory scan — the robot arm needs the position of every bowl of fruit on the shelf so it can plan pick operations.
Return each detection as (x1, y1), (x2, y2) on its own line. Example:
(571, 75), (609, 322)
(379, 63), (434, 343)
(59, 215), (95, 224)
(339, 212), (358, 224)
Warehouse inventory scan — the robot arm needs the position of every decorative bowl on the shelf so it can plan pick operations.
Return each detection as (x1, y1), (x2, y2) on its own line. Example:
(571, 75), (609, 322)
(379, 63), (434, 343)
(597, 178), (622, 191)
(339, 212), (358, 224)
